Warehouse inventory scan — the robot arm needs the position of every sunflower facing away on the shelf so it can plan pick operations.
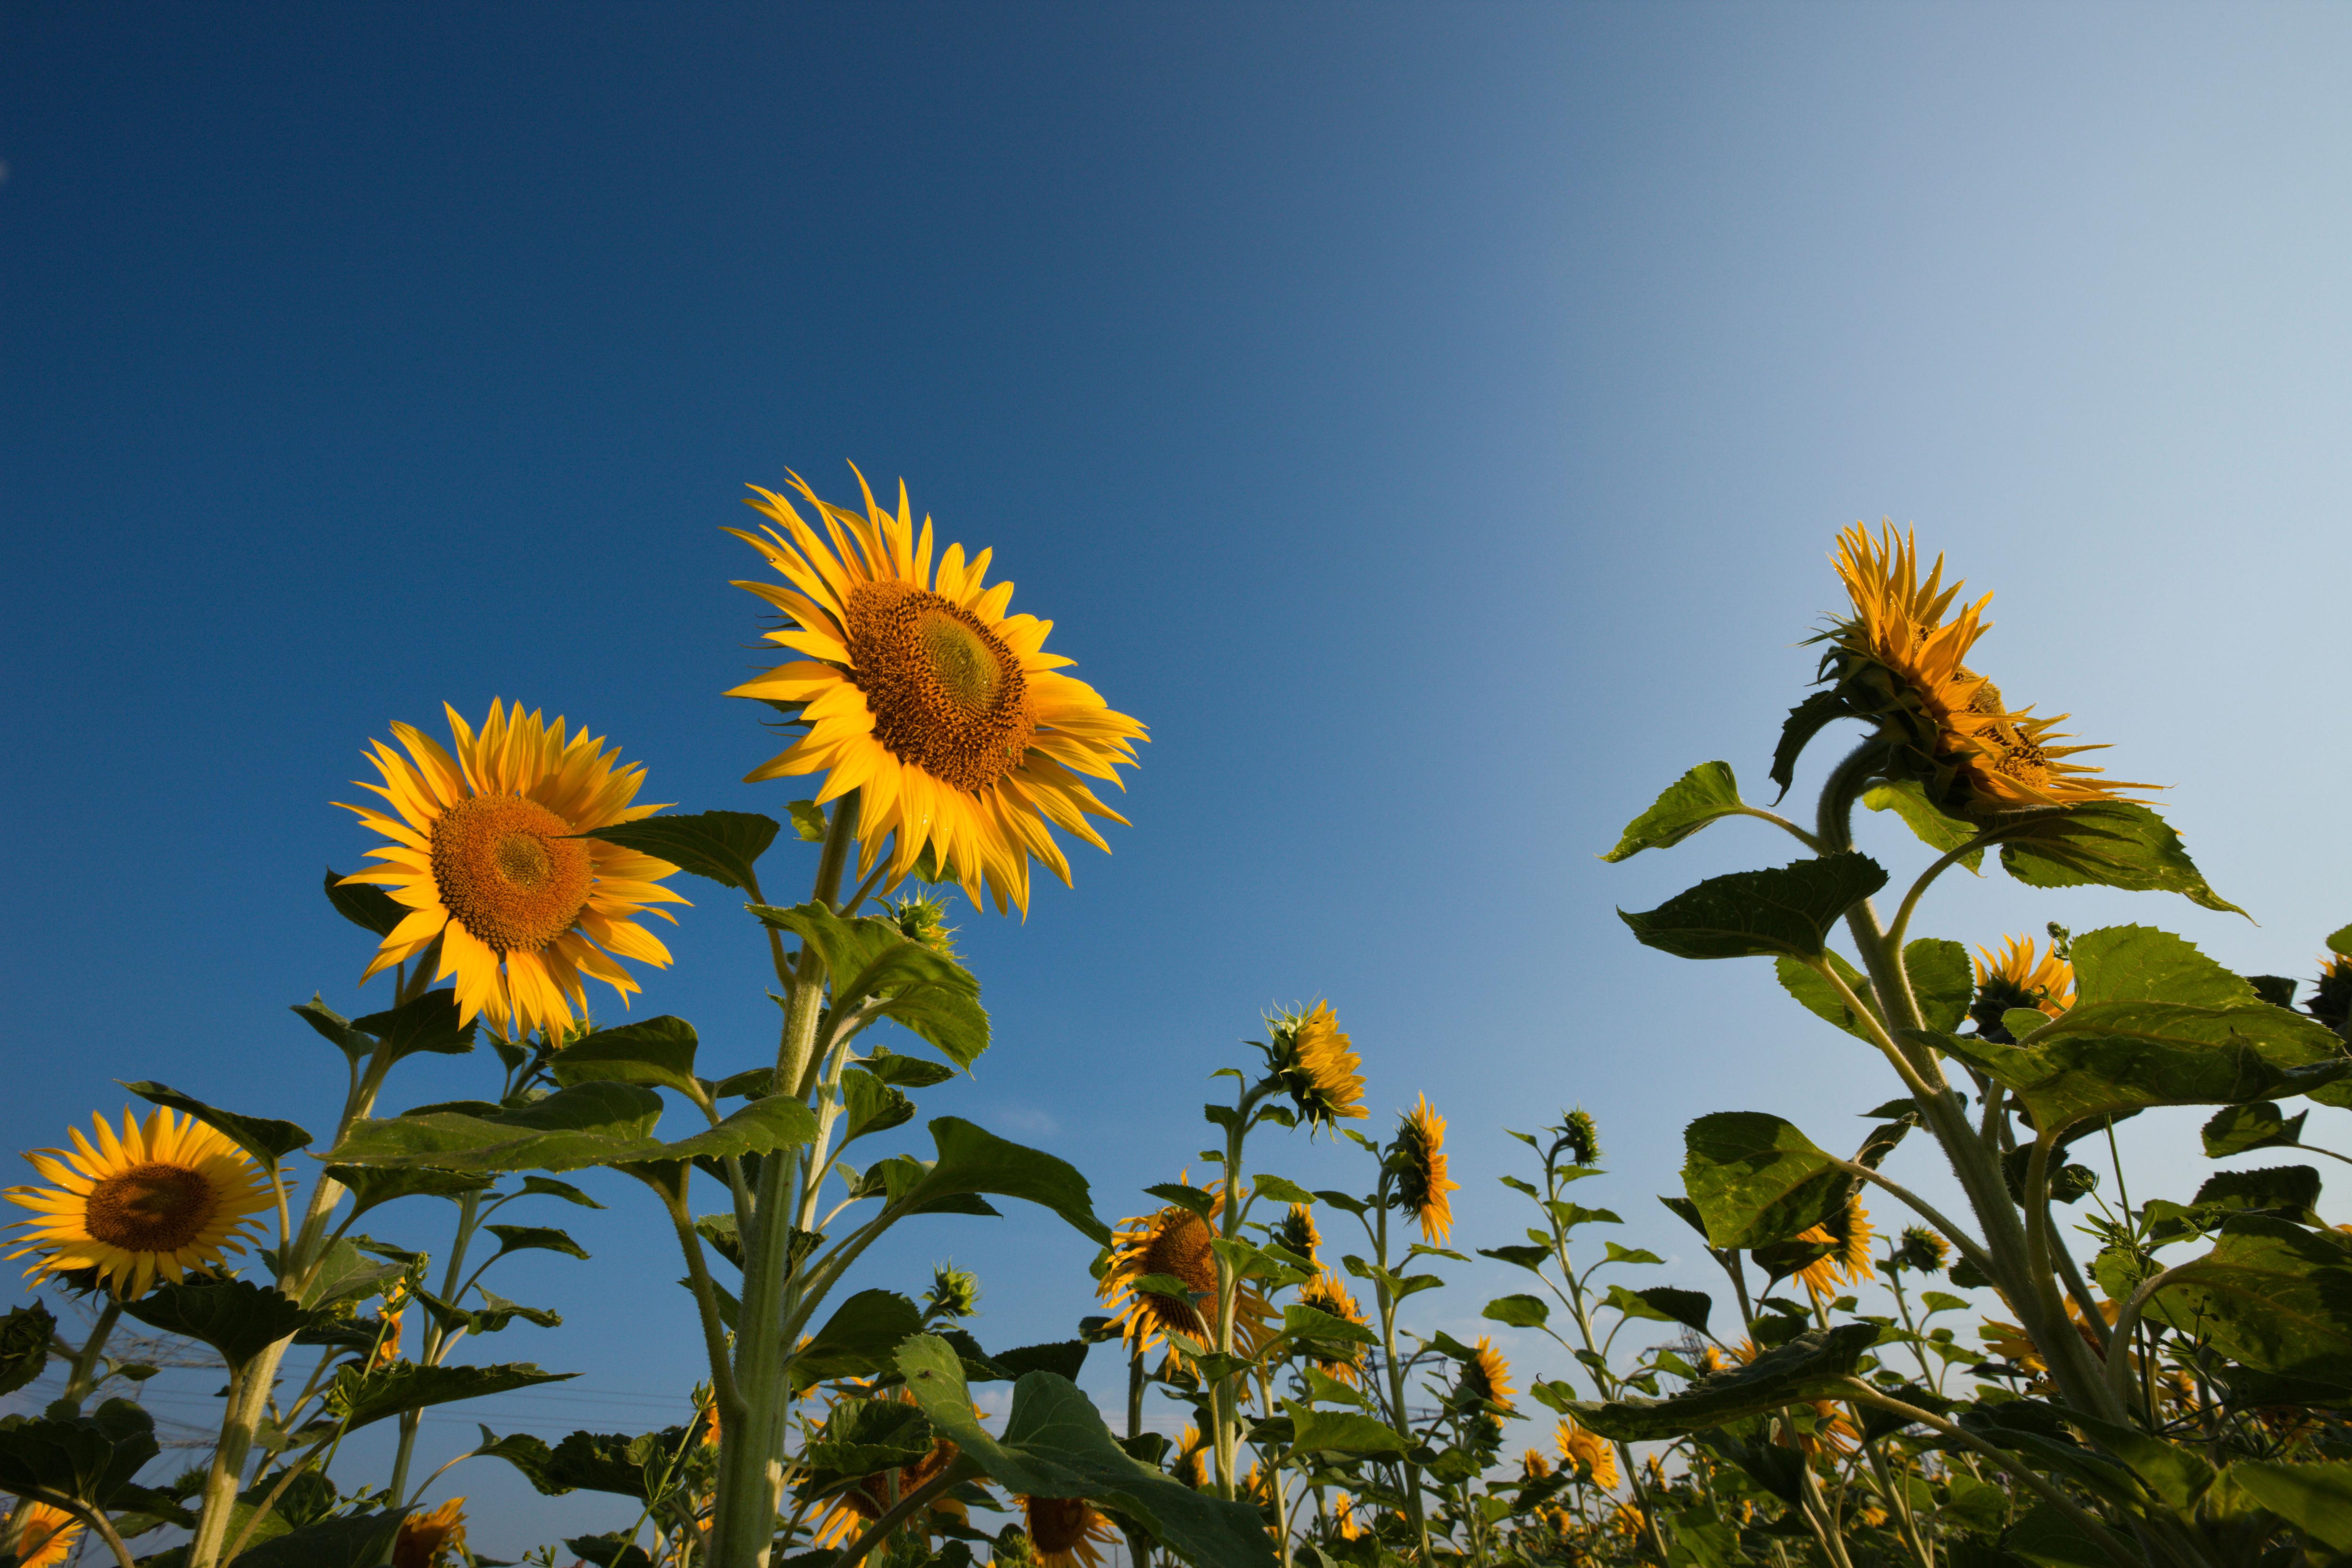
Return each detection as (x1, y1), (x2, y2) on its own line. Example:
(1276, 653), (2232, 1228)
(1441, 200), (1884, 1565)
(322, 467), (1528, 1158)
(1971, 934), (2075, 1040)
(1791, 1197), (1874, 1297)
(726, 468), (1147, 915)
(812, 1401), (966, 1550)
(1266, 1002), (1368, 1130)
(1271, 1202), (1320, 1265)
(1295, 1269), (1368, 1384)
(1555, 1419), (1620, 1490)
(1388, 1095), (1460, 1245)
(7, 1108), (274, 1298)
(1168, 1424), (1209, 1489)
(1461, 1335), (1517, 1412)
(6, 1503), (82, 1568)
(1097, 1183), (1272, 1362)
(1017, 1496), (1120, 1568)
(1822, 522), (2153, 815)
(393, 1497), (468, 1568)
(340, 701), (686, 1040)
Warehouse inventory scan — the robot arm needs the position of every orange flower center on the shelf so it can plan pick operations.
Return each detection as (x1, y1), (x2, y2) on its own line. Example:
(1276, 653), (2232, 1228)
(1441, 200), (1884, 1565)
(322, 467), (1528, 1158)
(843, 581), (1035, 794)
(429, 794), (593, 954)
(84, 1162), (216, 1252)
(1026, 1496), (1095, 1555)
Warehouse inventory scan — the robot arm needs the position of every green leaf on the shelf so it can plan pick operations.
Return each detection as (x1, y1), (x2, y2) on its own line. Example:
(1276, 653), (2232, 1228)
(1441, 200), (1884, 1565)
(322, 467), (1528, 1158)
(297, 1238), (404, 1311)
(1629, 1286), (1712, 1336)
(552, 1017), (704, 1100)
(2144, 1216), (2352, 1384)
(230, 1512), (409, 1568)
(2070, 924), (2259, 1008)
(2004, 1502), (2134, 1568)
(2203, 1101), (2308, 1158)
(2230, 1460), (2352, 1551)
(417, 1289), (561, 1336)
(1620, 853), (1887, 961)
(120, 1081), (311, 1167)
(1773, 948), (1880, 1042)
(991, 1340), (1091, 1381)
(897, 1335), (1277, 1568)
(486, 1224), (592, 1262)
(1602, 763), (1746, 862)
(842, 1069), (916, 1144)
(519, 1175), (605, 1209)
(1863, 780), (1983, 870)
(122, 1278), (325, 1369)
(896, 1118), (1111, 1245)
(1563, 1324), (1877, 1441)
(787, 799), (830, 842)
(1680, 1112), (1847, 1249)
(1481, 1294), (1549, 1329)
(1253, 1173), (1317, 1206)
(862, 1048), (958, 1090)
(1926, 1023), (2347, 1138)
(478, 1426), (682, 1499)
(292, 996), (375, 1064)
(322, 1164), (495, 1220)
(0, 1398), (159, 1508)
(1279, 1401), (1411, 1459)
(350, 988), (478, 1062)
(1906, 938), (1975, 1034)
(1999, 802), (2245, 916)
(1770, 690), (1853, 799)
(326, 1082), (816, 1174)
(323, 867), (406, 937)
(795, 1290), (926, 1386)
(0, 1304), (55, 1398)
(2190, 1165), (2322, 1224)
(1280, 1305), (1378, 1349)
(573, 810), (779, 891)
(754, 902), (991, 1067)
(797, 1398), (938, 1492)
(324, 1361), (573, 1430)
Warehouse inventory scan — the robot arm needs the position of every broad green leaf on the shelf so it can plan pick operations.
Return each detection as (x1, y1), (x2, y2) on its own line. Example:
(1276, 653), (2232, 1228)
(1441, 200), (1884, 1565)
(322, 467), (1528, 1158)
(1630, 1285), (1712, 1336)
(2332, 923), (2352, 959)
(861, 1048), (958, 1090)
(794, 1289), (925, 1386)
(552, 1016), (703, 1100)
(479, 1425), (683, 1499)
(1620, 853), (1887, 961)
(1769, 690), (1853, 798)
(787, 800), (829, 842)
(2004, 1502), (2134, 1568)
(1279, 1401), (1410, 1459)
(755, 902), (990, 1067)
(896, 1118), (1110, 1245)
(292, 996), (374, 1064)
(1680, 1112), (1847, 1249)
(0, 1304), (54, 1398)
(1905, 938), (1975, 1034)
(122, 1278), (325, 1369)
(298, 1237), (403, 1310)
(2190, 1165), (2321, 1224)
(417, 1288), (561, 1336)
(1254, 1174), (1318, 1206)
(2230, 1460), (2352, 1551)
(797, 1397), (937, 1492)
(0, 1398), (159, 1508)
(897, 1336), (1277, 1568)
(1281, 1305), (1379, 1348)
(121, 1081), (311, 1167)
(1927, 1027), (2347, 1137)
(2069, 925), (2257, 1008)
(1602, 763), (1745, 862)
(1863, 780), (1983, 869)
(842, 1068), (916, 1144)
(2203, 1101), (2307, 1158)
(486, 1223), (591, 1262)
(1999, 802), (2245, 916)
(2144, 1217), (2352, 1384)
(324, 1361), (573, 1430)
(1774, 948), (1880, 1042)
(323, 866), (406, 937)
(350, 988), (477, 1062)
(573, 810), (778, 891)
(1563, 1324), (1877, 1441)
(326, 1082), (815, 1174)
(991, 1340), (1091, 1380)
(519, 1175), (605, 1209)
(321, 1164), (495, 1219)
(1481, 1294), (1549, 1329)
(1603, 1283), (1677, 1324)
(230, 1512), (408, 1568)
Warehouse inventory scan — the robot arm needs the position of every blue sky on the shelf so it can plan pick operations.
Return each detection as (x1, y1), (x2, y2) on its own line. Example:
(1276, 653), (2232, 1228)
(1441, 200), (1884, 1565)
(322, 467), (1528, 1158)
(6, 2), (2352, 1555)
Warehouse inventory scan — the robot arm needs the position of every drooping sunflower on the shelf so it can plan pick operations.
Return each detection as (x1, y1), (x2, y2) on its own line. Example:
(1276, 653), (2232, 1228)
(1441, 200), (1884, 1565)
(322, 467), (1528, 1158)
(1270, 1202), (1320, 1265)
(1388, 1095), (1460, 1245)
(340, 701), (686, 1039)
(1264, 1002), (1367, 1130)
(1168, 1424), (1209, 1489)
(726, 469), (1147, 915)
(7, 1108), (274, 1298)
(1971, 935), (2075, 1040)
(1295, 1269), (1368, 1384)
(6, 1503), (82, 1568)
(1891, 1224), (1951, 1275)
(1017, 1496), (1119, 1568)
(393, 1497), (468, 1568)
(812, 1401), (966, 1549)
(1555, 1418), (1619, 1490)
(1461, 1335), (1517, 1412)
(1097, 1183), (1271, 1361)
(1791, 1197), (1874, 1296)
(1821, 523), (2153, 815)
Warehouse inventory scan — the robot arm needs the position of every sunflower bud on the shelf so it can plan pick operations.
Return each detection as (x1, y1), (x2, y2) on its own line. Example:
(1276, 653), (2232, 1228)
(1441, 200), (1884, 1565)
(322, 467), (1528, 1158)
(890, 893), (961, 960)
(1557, 1108), (1602, 1168)
(1892, 1225), (1950, 1275)
(927, 1262), (982, 1319)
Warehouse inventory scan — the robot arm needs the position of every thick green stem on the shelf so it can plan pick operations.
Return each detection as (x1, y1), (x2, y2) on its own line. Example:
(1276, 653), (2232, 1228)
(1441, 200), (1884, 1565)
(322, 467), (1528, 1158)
(58, 1301), (121, 1411)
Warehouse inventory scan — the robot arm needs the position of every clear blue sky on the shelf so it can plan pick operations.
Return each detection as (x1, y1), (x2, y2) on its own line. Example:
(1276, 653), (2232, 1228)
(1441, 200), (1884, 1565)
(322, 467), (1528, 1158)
(6, 3), (2351, 1555)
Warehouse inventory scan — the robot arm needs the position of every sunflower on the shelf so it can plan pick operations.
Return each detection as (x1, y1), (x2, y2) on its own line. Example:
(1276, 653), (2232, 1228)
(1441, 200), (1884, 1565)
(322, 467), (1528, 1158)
(1168, 1424), (1209, 1489)
(1388, 1095), (1460, 1245)
(2311, 952), (2352, 1037)
(1821, 523), (2153, 815)
(393, 1497), (467, 1568)
(1892, 1224), (1950, 1275)
(1097, 1183), (1271, 1361)
(7, 1108), (274, 1298)
(1017, 1496), (1119, 1568)
(1295, 1269), (1368, 1384)
(1271, 1203), (1320, 1265)
(1330, 1493), (1364, 1542)
(6, 1503), (82, 1568)
(371, 1300), (406, 1370)
(1555, 1419), (1619, 1490)
(1791, 1197), (1874, 1296)
(1559, 1108), (1602, 1168)
(726, 469), (1147, 916)
(811, 1409), (966, 1549)
(340, 701), (686, 1039)
(1971, 935), (2075, 1040)
(1265, 1002), (1367, 1130)
(1461, 1335), (1517, 1412)
(1520, 1449), (1552, 1482)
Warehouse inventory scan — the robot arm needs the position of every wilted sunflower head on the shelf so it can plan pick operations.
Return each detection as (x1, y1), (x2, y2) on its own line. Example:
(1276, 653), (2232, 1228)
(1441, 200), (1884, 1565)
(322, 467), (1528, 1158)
(1263, 1002), (1368, 1131)
(727, 468), (1147, 916)
(1557, 1108), (1602, 1168)
(1970, 935), (2074, 1041)
(1555, 1419), (1619, 1489)
(1792, 1197), (1874, 1296)
(1893, 1225), (1950, 1275)
(1018, 1496), (1118, 1568)
(927, 1261), (982, 1319)
(1459, 1336), (1517, 1413)
(1270, 1203), (1320, 1264)
(6, 1108), (275, 1298)
(1818, 523), (2154, 817)
(393, 1497), (467, 1568)
(339, 700), (686, 1039)
(1387, 1095), (1460, 1245)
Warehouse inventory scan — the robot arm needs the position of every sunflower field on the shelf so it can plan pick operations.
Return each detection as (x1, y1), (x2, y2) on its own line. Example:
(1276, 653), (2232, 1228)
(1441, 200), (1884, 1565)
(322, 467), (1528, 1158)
(11, 477), (2352, 1568)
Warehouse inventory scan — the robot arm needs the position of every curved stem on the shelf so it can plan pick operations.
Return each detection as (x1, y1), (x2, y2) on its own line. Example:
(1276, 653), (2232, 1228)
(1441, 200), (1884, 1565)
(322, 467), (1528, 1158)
(2106, 1263), (2194, 1417)
(18, 1488), (137, 1568)
(1732, 806), (1827, 853)
(829, 1458), (976, 1568)
(1828, 1157), (1995, 1285)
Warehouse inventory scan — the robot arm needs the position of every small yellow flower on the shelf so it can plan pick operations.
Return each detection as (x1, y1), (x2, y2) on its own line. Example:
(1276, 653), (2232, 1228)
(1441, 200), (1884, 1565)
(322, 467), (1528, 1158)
(1331, 1492), (1364, 1541)
(812, 1392), (966, 1548)
(1520, 1449), (1552, 1481)
(1555, 1418), (1619, 1489)
(6, 1108), (274, 1297)
(7, 1502), (82, 1568)
(1168, 1424), (1208, 1489)
(1389, 1095), (1460, 1245)
(393, 1497), (467, 1568)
